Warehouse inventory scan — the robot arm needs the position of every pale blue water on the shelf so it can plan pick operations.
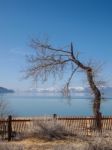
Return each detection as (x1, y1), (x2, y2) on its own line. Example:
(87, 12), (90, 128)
(2, 92), (112, 116)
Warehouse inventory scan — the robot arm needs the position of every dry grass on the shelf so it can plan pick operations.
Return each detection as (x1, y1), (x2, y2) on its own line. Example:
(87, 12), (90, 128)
(0, 142), (24, 150)
(1, 117), (112, 149)
(1, 136), (112, 150)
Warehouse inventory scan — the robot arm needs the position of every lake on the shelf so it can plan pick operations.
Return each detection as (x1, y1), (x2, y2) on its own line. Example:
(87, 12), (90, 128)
(2, 92), (112, 117)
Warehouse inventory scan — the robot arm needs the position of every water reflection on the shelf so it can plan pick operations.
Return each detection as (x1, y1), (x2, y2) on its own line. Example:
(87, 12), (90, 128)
(2, 92), (112, 117)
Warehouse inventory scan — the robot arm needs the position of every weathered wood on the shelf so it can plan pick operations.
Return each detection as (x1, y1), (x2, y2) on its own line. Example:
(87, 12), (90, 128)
(0, 115), (112, 141)
(8, 115), (12, 141)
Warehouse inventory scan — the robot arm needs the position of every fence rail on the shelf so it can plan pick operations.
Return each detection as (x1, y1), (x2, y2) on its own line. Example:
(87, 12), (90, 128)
(0, 114), (112, 141)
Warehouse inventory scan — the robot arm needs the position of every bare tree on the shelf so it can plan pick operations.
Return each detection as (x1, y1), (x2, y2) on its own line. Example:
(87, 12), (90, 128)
(25, 39), (102, 118)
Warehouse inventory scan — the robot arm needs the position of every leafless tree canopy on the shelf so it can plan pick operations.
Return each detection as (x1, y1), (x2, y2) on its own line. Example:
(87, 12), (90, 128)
(26, 39), (76, 82)
(25, 39), (102, 116)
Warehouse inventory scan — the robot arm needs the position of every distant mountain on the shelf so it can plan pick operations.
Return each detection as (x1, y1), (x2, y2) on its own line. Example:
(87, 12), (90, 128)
(26, 86), (112, 97)
(0, 87), (14, 93)
(27, 86), (87, 93)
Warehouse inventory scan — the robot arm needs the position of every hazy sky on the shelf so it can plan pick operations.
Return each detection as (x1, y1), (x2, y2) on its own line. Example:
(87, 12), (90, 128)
(0, 0), (112, 90)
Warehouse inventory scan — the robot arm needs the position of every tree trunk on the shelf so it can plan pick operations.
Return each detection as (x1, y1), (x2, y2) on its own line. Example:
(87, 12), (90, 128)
(86, 68), (101, 115)
(71, 44), (102, 129)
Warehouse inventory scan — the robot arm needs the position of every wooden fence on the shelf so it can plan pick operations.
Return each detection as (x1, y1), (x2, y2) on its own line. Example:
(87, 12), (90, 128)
(0, 114), (112, 141)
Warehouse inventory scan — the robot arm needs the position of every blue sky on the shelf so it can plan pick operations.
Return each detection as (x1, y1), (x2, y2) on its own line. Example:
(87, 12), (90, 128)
(0, 0), (112, 90)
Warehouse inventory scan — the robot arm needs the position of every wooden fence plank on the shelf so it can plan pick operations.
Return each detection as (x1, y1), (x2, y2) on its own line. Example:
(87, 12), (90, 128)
(0, 115), (112, 141)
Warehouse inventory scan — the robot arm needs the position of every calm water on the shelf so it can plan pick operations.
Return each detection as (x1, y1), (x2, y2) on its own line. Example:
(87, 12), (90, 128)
(2, 92), (112, 116)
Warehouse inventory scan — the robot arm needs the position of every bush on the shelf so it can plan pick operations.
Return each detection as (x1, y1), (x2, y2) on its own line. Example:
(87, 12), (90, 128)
(28, 117), (76, 140)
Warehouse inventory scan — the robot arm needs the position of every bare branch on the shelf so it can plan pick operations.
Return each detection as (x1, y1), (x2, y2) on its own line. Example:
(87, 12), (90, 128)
(25, 58), (71, 82)
(62, 66), (79, 96)
(31, 39), (71, 54)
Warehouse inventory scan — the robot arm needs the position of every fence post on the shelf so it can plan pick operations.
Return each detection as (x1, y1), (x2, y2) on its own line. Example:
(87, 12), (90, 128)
(53, 114), (57, 119)
(53, 114), (57, 125)
(8, 115), (12, 141)
(96, 112), (102, 131)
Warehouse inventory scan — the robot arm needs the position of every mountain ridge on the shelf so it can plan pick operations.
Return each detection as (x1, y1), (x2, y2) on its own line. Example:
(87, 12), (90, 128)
(26, 86), (112, 94)
(0, 87), (14, 93)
